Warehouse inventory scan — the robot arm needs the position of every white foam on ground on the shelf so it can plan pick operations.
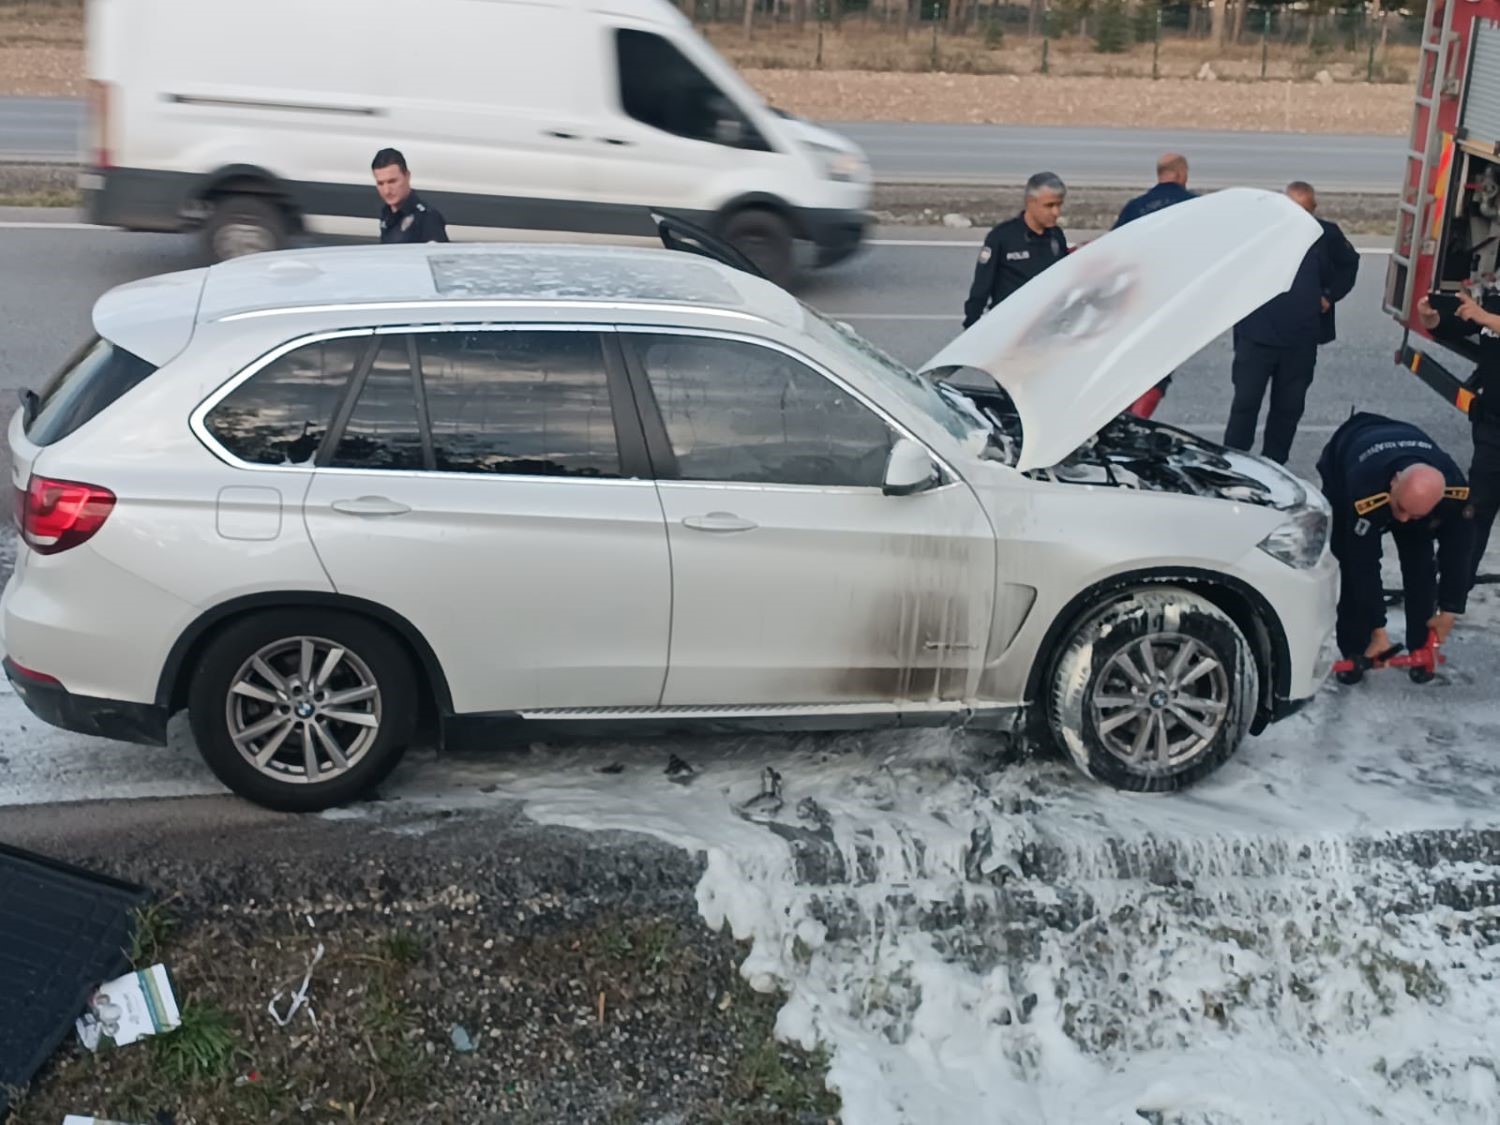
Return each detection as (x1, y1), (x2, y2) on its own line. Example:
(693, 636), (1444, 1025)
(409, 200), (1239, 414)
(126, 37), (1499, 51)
(463, 581), (1500, 1124)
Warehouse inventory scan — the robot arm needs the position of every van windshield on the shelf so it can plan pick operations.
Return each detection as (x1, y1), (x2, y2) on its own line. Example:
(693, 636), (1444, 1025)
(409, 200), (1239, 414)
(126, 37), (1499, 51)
(27, 336), (158, 447)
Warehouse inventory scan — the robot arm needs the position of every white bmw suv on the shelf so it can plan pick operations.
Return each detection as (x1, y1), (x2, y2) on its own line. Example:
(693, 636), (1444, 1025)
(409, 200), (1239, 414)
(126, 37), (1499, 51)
(3, 189), (1337, 811)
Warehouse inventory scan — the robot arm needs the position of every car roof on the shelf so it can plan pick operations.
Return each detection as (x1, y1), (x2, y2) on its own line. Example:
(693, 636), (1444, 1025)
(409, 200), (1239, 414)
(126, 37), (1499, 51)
(193, 241), (801, 327)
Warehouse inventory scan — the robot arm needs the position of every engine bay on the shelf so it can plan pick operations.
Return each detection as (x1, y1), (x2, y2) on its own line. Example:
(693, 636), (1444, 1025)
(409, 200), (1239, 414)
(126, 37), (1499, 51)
(943, 378), (1305, 511)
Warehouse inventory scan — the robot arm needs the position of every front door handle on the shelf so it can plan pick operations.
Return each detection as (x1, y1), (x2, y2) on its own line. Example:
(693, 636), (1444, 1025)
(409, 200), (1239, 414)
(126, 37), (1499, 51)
(682, 512), (757, 533)
(330, 496), (411, 517)
(544, 129), (581, 140)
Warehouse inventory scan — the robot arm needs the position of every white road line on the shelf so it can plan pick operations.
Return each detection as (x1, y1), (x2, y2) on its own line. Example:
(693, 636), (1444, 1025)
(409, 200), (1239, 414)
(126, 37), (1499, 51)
(830, 313), (957, 320)
(0, 220), (106, 231)
(868, 237), (1395, 255)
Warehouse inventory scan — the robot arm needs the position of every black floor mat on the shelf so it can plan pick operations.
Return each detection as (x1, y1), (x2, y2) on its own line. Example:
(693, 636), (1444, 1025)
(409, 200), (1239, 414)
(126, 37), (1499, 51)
(0, 844), (150, 1119)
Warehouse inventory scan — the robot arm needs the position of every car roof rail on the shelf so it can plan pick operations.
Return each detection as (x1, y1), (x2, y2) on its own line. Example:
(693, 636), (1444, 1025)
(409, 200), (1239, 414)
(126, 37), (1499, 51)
(650, 210), (769, 282)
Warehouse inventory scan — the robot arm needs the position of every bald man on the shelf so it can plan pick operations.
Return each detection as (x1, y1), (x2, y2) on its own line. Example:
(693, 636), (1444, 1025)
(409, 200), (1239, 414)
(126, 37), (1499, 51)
(1315, 412), (1475, 684)
(1112, 153), (1195, 229)
(1110, 154), (1199, 418)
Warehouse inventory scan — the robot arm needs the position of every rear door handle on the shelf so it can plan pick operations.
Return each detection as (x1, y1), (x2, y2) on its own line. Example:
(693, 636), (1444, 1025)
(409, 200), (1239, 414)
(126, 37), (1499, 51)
(682, 512), (757, 533)
(598, 137), (634, 146)
(330, 496), (411, 517)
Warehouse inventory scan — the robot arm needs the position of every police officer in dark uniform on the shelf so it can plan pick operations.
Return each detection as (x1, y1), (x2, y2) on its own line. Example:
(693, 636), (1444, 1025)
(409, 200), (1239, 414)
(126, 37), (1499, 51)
(1224, 182), (1359, 465)
(962, 172), (1068, 329)
(1416, 288), (1500, 585)
(371, 148), (449, 245)
(1315, 411), (1474, 683)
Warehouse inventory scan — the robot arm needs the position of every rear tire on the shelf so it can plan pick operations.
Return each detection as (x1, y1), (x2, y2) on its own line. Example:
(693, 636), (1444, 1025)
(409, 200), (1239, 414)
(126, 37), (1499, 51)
(721, 208), (796, 289)
(1047, 588), (1258, 793)
(201, 193), (289, 261)
(188, 609), (418, 812)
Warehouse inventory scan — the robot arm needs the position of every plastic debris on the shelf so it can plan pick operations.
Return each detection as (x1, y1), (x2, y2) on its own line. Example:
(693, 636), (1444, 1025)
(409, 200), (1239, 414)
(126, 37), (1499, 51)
(665, 754), (695, 783)
(449, 1024), (477, 1053)
(75, 965), (181, 1052)
(268, 943), (325, 1028)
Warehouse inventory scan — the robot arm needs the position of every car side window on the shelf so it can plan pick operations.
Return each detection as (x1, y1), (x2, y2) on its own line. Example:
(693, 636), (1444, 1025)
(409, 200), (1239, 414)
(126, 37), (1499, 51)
(630, 335), (895, 488)
(328, 338), (425, 471)
(615, 29), (769, 151)
(204, 336), (367, 466)
(416, 330), (621, 479)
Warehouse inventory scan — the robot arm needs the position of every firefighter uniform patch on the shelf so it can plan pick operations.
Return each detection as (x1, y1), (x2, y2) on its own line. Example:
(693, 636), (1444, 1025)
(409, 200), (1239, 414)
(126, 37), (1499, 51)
(1354, 517), (1372, 537)
(978, 246), (992, 264)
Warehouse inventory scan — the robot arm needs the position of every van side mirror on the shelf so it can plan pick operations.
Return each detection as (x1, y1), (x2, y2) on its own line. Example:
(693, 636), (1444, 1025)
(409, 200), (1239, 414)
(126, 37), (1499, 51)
(883, 438), (940, 496)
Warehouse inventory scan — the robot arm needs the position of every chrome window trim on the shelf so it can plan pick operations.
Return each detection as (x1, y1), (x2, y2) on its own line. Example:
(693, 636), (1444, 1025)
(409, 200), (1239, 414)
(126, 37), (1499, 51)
(189, 319), (964, 494)
(190, 322), (646, 486)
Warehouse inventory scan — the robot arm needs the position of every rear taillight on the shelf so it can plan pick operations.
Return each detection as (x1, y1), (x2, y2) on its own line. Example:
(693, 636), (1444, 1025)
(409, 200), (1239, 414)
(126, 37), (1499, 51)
(87, 79), (113, 169)
(18, 476), (116, 555)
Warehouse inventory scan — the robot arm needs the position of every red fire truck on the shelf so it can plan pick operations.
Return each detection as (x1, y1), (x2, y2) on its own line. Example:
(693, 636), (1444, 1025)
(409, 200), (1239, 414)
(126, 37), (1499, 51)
(1386, 0), (1500, 408)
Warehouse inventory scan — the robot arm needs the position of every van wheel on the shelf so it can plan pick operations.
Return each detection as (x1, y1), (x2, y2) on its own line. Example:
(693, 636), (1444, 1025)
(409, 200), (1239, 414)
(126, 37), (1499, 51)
(1047, 588), (1258, 793)
(721, 208), (795, 288)
(187, 609), (418, 812)
(202, 194), (289, 261)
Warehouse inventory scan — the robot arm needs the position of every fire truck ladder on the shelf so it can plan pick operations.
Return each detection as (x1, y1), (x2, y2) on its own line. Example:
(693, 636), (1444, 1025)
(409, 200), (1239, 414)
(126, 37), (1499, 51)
(1385, 0), (1461, 320)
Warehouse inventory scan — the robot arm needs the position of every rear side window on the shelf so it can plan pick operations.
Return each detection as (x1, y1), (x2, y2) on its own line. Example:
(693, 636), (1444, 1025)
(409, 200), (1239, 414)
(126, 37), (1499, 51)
(330, 339), (426, 471)
(416, 331), (621, 478)
(27, 337), (157, 447)
(204, 337), (368, 466)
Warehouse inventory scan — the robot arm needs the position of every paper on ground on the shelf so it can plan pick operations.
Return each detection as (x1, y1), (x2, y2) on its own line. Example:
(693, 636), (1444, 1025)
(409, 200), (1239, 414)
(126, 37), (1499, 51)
(75, 964), (181, 1051)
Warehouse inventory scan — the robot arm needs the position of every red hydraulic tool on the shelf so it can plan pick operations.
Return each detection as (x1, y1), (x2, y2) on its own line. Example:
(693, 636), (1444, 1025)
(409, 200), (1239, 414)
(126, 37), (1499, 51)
(1332, 631), (1447, 678)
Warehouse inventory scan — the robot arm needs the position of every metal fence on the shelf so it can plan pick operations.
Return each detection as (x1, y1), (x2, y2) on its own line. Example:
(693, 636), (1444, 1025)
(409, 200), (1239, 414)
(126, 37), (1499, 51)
(686, 0), (1425, 51)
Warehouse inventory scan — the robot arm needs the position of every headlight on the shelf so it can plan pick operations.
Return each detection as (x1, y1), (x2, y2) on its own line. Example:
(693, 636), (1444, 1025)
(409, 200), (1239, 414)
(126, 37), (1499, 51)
(1257, 507), (1329, 569)
(807, 143), (867, 182)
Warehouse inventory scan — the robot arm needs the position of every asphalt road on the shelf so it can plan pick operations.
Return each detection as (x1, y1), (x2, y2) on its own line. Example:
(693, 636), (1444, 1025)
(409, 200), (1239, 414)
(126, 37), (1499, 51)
(2, 95), (1405, 190)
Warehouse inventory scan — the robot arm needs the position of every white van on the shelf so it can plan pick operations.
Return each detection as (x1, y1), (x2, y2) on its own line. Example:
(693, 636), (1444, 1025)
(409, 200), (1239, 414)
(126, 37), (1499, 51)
(79, 0), (873, 284)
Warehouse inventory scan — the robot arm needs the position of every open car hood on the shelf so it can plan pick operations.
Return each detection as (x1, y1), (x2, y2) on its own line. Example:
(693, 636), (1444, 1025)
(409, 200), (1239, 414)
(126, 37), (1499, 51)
(917, 187), (1324, 472)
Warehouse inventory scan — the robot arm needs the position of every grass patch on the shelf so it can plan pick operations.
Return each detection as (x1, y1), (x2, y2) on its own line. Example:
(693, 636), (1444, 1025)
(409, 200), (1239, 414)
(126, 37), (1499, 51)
(128, 901), (178, 968)
(0, 188), (80, 207)
(150, 1002), (240, 1085)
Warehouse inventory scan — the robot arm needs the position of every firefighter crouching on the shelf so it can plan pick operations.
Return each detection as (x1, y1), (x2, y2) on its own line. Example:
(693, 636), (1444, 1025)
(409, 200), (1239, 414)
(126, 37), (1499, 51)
(1315, 412), (1475, 684)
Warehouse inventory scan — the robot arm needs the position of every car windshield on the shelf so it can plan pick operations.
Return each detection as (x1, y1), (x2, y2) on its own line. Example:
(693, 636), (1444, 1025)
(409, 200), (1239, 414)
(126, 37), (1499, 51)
(799, 305), (988, 445)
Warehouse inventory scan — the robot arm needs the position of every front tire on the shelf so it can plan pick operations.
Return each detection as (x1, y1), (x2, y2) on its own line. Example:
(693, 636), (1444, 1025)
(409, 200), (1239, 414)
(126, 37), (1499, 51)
(187, 610), (418, 812)
(1047, 588), (1258, 793)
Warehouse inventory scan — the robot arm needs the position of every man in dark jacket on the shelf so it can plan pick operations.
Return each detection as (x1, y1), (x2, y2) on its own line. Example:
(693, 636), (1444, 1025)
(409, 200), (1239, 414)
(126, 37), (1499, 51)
(1316, 412), (1473, 683)
(1223, 181), (1360, 464)
(1112, 152), (1196, 229)
(372, 147), (449, 245)
(1112, 153), (1197, 417)
(962, 172), (1068, 329)
(1416, 288), (1500, 584)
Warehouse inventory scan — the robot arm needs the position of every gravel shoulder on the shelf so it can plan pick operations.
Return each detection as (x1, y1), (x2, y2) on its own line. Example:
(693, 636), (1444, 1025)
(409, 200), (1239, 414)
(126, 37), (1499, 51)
(3, 796), (838, 1125)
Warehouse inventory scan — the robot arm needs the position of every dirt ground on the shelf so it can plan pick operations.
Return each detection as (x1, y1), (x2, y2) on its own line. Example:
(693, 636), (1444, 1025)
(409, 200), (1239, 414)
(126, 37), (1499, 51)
(3, 796), (839, 1125)
(0, 5), (1408, 133)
